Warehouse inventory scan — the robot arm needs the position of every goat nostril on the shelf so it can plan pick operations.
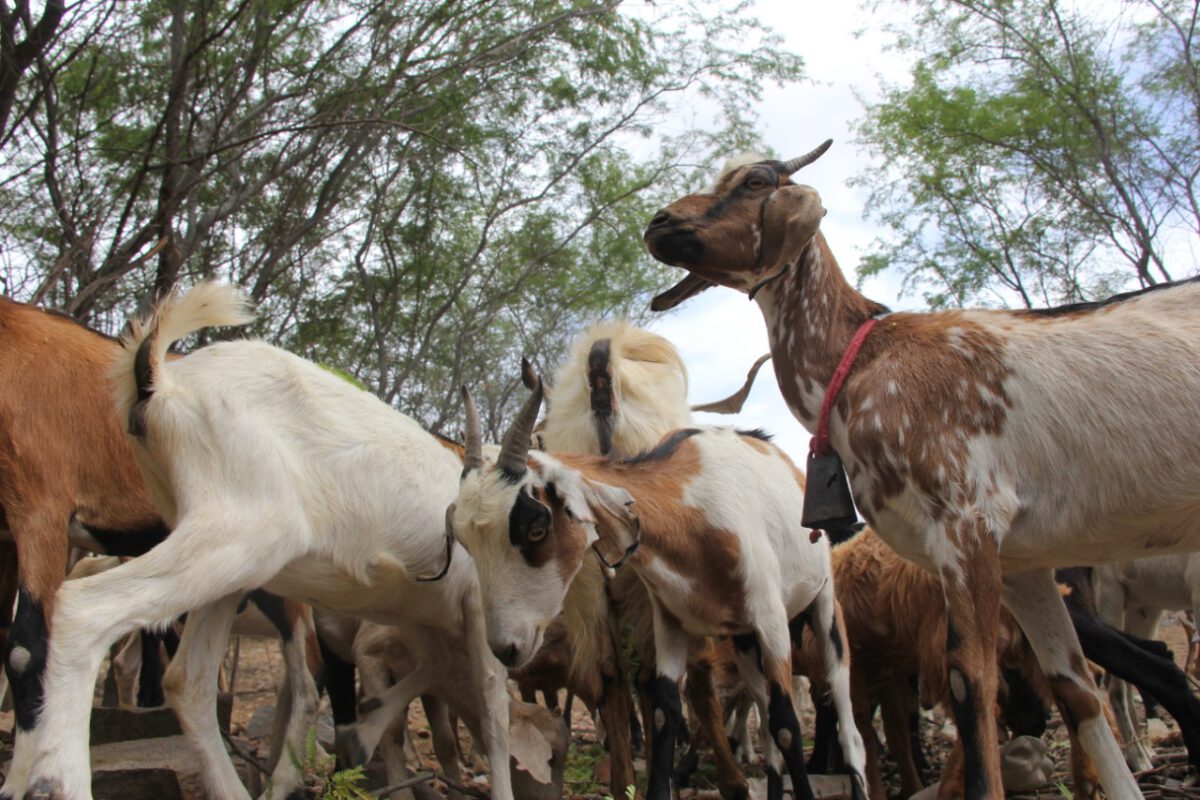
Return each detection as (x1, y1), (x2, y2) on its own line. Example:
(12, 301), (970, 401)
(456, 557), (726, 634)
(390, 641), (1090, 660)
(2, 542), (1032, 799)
(649, 210), (670, 229)
(503, 644), (518, 665)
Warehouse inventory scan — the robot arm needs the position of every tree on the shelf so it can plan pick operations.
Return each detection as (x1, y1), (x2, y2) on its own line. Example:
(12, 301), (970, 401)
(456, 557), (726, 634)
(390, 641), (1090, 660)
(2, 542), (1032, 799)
(0, 0), (803, 431)
(855, 0), (1200, 309)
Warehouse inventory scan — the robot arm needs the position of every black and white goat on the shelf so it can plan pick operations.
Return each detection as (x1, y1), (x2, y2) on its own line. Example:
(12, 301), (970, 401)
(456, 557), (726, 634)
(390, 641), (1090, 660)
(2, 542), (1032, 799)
(14, 283), (513, 800)
(643, 142), (1200, 799)
(450, 376), (868, 800)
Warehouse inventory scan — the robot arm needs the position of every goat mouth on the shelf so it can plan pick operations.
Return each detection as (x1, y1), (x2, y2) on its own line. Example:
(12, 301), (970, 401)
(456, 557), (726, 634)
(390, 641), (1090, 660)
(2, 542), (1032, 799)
(643, 226), (703, 267)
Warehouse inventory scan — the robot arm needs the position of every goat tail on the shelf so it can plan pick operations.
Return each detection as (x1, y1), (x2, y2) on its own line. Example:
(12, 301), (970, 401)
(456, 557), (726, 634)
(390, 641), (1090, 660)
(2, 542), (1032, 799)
(112, 281), (255, 437)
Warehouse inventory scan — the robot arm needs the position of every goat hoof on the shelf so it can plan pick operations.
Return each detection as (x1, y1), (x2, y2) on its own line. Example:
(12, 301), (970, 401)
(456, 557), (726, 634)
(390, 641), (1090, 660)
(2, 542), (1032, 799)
(23, 779), (63, 800)
(850, 776), (868, 800)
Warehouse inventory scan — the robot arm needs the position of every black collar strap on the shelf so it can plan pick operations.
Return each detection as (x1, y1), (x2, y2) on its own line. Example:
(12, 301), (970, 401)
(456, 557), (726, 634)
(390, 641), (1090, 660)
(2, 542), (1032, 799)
(592, 525), (642, 570)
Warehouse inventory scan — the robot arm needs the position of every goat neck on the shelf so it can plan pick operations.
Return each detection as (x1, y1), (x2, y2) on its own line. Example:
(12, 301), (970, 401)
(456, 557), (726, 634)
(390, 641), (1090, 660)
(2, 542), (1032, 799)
(753, 232), (886, 429)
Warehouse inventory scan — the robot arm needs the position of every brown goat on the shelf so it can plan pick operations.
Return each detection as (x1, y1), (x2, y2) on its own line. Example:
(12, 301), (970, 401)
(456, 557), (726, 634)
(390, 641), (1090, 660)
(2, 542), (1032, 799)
(797, 530), (1102, 799)
(0, 296), (168, 789)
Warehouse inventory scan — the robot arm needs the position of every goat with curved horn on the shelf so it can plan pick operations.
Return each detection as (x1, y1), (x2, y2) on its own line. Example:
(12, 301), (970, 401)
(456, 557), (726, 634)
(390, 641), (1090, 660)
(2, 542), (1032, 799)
(461, 386), (484, 472)
(782, 139), (833, 173)
(496, 359), (543, 476)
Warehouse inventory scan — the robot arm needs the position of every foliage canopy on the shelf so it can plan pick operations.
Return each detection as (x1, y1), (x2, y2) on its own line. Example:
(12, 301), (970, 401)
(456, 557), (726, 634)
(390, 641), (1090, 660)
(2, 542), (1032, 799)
(856, 0), (1199, 309)
(0, 0), (803, 434)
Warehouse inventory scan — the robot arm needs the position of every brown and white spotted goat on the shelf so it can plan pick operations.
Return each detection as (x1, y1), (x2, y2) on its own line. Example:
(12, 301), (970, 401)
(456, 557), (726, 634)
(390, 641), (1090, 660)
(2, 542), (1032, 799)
(643, 141), (1200, 800)
(538, 320), (768, 800)
(450, 375), (868, 800)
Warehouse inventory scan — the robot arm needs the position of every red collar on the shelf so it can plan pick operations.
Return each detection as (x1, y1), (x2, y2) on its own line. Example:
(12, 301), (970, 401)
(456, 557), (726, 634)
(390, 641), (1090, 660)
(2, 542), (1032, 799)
(810, 318), (879, 457)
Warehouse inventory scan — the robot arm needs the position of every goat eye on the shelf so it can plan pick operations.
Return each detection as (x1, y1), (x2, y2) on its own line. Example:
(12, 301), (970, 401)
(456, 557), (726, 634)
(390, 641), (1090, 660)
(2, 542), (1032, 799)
(527, 521), (549, 543)
(746, 176), (768, 190)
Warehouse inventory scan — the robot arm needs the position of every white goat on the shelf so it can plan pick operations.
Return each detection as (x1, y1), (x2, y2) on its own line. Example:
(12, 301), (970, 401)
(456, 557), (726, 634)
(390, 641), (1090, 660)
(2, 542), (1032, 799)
(352, 620), (568, 800)
(643, 143), (1200, 799)
(14, 283), (511, 800)
(450, 376), (868, 800)
(1093, 556), (1200, 771)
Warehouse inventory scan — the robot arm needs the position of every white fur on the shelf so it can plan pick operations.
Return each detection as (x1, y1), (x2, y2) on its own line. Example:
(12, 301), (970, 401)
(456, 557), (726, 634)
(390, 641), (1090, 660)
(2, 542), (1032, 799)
(19, 283), (513, 800)
(1093, 555), (1200, 770)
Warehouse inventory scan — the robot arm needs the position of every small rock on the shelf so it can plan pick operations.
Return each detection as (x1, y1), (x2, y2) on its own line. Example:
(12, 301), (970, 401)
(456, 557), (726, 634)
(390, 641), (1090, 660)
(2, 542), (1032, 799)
(243, 704), (336, 750)
(999, 735), (1053, 791)
(244, 704), (277, 740)
(90, 706), (183, 746)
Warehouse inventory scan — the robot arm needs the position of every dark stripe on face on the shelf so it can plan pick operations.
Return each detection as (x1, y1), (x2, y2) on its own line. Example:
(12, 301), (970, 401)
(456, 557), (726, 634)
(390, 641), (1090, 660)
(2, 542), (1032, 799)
(702, 164), (783, 222)
(509, 489), (552, 566)
(7, 587), (48, 732)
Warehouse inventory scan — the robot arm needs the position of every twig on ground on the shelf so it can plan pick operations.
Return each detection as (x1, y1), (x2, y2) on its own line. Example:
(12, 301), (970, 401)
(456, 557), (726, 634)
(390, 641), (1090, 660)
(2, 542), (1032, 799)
(221, 729), (272, 777)
(373, 771), (436, 797)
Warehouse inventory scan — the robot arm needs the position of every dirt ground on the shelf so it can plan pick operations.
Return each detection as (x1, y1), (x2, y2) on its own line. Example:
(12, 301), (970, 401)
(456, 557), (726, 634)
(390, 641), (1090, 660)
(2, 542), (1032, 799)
(0, 613), (1196, 798)
(194, 612), (1200, 798)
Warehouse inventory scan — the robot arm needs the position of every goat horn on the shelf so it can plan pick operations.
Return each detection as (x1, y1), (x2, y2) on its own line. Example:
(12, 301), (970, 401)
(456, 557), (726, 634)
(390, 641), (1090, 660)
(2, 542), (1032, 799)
(496, 359), (544, 477)
(461, 386), (483, 472)
(520, 358), (538, 391)
(782, 139), (833, 174)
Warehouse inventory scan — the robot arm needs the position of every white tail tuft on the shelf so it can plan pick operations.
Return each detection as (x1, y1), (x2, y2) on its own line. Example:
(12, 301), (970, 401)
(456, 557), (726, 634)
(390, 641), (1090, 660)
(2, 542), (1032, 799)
(112, 281), (255, 429)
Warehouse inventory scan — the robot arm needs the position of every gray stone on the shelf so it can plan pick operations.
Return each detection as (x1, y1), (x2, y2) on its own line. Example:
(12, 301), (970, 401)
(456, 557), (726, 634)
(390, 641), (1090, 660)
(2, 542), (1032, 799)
(243, 703), (336, 750)
(999, 735), (1053, 791)
(89, 735), (209, 800)
(91, 769), (185, 800)
(90, 706), (182, 746)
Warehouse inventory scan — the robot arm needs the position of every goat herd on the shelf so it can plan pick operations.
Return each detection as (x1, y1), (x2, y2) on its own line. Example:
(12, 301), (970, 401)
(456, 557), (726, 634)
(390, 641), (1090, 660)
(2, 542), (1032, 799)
(0, 143), (1198, 800)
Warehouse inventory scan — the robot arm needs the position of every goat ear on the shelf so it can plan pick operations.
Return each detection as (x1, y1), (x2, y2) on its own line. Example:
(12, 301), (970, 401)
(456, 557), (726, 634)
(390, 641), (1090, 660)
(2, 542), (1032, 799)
(581, 480), (637, 528)
(537, 462), (596, 525)
(757, 184), (826, 279)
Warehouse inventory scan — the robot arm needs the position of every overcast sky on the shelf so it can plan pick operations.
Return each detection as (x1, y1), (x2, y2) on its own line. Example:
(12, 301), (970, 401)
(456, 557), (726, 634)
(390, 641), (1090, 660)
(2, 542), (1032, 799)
(646, 1), (913, 462)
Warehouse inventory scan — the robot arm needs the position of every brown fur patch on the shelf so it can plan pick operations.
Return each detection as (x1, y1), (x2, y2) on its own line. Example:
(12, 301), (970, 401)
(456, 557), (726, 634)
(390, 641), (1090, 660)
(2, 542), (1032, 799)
(843, 314), (1012, 516)
(555, 439), (752, 632)
(798, 530), (1042, 796)
(1047, 674), (1103, 731)
(0, 297), (163, 615)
